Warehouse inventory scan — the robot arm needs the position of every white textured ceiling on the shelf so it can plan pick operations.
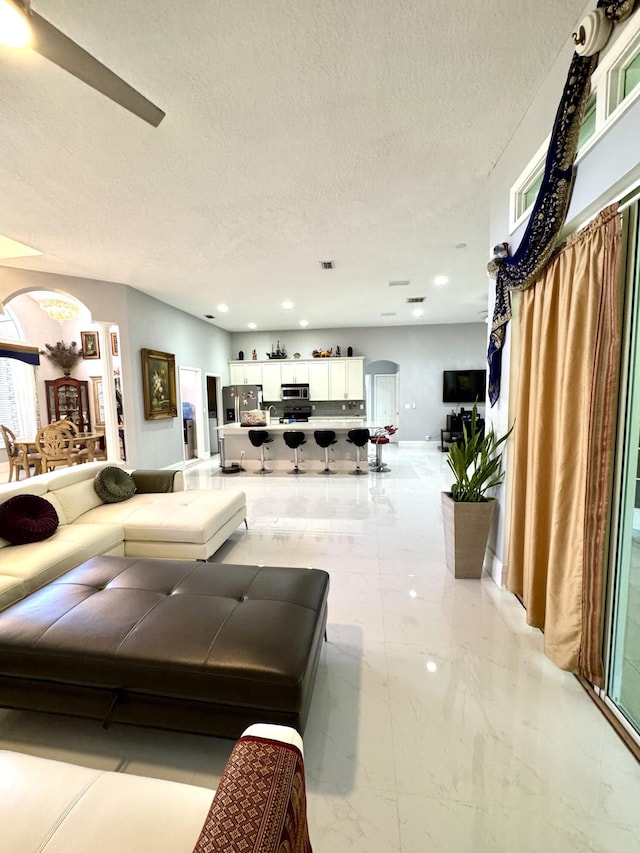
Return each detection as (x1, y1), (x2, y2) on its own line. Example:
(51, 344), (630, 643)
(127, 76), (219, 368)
(0, 0), (588, 332)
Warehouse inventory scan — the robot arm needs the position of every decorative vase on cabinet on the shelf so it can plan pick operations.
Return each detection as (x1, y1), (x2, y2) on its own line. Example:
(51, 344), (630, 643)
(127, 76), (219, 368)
(45, 377), (91, 432)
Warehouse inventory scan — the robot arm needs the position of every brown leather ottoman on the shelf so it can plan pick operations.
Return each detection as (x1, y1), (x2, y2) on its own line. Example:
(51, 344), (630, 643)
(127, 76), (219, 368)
(0, 556), (329, 738)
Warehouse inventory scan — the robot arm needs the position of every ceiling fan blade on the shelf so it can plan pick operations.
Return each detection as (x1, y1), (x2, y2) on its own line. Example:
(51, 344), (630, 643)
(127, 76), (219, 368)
(29, 10), (165, 127)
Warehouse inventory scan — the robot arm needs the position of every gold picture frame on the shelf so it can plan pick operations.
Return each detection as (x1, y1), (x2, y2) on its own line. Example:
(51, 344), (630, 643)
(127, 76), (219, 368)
(81, 330), (100, 359)
(141, 348), (178, 420)
(110, 332), (119, 356)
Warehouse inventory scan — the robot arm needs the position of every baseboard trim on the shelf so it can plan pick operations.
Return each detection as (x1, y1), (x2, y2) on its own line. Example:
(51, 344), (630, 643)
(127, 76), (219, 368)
(485, 548), (507, 588)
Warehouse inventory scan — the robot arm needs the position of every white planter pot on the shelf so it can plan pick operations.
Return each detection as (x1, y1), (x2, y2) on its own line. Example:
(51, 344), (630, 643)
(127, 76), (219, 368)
(441, 492), (495, 579)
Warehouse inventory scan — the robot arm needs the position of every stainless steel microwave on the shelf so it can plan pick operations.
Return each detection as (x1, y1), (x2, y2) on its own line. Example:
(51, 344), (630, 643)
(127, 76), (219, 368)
(281, 384), (309, 400)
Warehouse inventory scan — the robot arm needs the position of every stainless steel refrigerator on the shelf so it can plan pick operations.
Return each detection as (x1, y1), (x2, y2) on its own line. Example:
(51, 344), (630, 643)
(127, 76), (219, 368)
(222, 385), (263, 423)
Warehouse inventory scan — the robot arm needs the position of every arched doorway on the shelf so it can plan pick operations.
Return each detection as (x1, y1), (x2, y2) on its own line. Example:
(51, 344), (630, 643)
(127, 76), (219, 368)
(365, 359), (399, 440)
(0, 289), (124, 467)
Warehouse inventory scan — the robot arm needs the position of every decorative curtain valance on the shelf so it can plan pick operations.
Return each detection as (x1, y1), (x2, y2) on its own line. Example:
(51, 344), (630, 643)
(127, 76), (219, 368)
(0, 341), (40, 366)
(487, 0), (637, 405)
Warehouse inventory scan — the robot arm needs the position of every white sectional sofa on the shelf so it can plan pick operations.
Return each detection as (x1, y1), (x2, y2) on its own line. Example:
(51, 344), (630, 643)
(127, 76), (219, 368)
(0, 461), (247, 611)
(0, 723), (309, 853)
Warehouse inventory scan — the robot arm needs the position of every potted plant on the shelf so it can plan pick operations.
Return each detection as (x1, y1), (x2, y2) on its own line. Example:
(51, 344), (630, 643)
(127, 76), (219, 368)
(441, 404), (512, 578)
(40, 340), (84, 376)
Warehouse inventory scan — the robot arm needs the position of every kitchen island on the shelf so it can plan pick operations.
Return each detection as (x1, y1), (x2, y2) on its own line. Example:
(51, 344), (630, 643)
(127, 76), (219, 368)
(218, 418), (383, 472)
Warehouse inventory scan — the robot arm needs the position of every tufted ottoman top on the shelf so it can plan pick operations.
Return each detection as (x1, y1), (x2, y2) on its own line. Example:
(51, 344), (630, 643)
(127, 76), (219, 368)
(0, 556), (329, 732)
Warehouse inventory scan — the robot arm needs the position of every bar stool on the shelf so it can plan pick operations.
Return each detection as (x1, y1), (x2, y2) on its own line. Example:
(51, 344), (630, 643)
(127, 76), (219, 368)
(283, 430), (306, 474)
(248, 430), (273, 474)
(314, 429), (337, 475)
(347, 428), (370, 475)
(369, 430), (390, 472)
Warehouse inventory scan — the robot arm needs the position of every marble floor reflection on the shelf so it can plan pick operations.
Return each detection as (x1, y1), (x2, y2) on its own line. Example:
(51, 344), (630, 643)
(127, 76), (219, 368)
(1, 445), (640, 851)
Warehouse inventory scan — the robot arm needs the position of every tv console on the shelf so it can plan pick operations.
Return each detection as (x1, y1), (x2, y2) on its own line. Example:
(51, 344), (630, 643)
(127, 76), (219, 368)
(440, 409), (485, 452)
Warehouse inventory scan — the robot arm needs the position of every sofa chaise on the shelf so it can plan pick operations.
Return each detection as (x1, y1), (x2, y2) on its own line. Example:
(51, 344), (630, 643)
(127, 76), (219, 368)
(0, 723), (312, 853)
(0, 461), (247, 610)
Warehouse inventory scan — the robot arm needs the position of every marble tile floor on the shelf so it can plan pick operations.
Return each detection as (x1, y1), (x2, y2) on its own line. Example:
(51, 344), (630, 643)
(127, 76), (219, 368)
(1, 445), (640, 851)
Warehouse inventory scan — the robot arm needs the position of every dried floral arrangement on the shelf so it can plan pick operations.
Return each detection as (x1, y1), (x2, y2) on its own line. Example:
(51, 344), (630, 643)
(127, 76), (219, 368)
(40, 340), (84, 375)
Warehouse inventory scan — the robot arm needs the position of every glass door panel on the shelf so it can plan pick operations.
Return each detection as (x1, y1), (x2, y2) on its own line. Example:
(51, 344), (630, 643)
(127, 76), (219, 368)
(609, 206), (640, 734)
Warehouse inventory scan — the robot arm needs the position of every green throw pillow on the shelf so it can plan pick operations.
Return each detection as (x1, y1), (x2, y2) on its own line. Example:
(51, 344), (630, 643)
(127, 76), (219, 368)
(94, 466), (137, 503)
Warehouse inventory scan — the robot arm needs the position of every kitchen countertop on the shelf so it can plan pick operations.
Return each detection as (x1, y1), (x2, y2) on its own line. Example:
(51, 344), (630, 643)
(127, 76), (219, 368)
(218, 418), (374, 432)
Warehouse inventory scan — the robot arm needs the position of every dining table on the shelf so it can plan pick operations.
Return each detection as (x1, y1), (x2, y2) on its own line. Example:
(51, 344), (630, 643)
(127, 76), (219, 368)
(15, 431), (105, 472)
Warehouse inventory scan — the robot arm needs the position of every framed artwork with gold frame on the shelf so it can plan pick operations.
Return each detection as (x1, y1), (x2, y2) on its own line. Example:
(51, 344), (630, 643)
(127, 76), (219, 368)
(81, 331), (100, 359)
(141, 348), (178, 420)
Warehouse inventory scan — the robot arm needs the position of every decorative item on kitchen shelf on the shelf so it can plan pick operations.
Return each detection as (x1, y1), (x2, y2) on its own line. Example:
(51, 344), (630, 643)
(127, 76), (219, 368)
(266, 341), (288, 359)
(80, 331), (100, 360)
(293, 352), (301, 359)
(238, 350), (244, 360)
(312, 348), (332, 358)
(441, 404), (513, 579)
(347, 346), (353, 357)
(252, 349), (257, 360)
(141, 348), (178, 420)
(40, 340), (84, 376)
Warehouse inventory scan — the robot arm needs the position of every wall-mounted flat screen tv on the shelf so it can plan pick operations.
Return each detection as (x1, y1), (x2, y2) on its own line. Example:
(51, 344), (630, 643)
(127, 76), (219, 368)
(443, 369), (487, 404)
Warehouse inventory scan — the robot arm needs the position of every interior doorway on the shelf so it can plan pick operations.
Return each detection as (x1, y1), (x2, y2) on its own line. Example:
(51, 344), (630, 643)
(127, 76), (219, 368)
(365, 360), (400, 440)
(206, 374), (222, 458)
(374, 375), (399, 440)
(179, 366), (203, 462)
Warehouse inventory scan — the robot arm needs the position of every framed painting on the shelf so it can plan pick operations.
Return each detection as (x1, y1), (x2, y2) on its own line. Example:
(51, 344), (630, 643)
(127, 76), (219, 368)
(81, 331), (100, 359)
(110, 332), (119, 357)
(141, 348), (178, 420)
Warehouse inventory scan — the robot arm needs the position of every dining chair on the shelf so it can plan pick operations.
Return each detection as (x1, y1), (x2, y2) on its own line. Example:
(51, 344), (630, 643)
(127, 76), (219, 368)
(0, 424), (42, 481)
(35, 424), (85, 472)
(50, 419), (90, 463)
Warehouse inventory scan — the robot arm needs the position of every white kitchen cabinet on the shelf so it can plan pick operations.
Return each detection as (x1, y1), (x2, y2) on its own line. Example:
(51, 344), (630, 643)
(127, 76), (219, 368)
(328, 358), (365, 400)
(308, 360), (329, 400)
(261, 362), (282, 401)
(229, 361), (263, 386)
(280, 361), (309, 384)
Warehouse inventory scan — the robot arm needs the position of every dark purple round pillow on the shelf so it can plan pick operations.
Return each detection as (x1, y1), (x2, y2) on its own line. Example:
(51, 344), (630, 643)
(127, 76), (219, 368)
(0, 494), (59, 546)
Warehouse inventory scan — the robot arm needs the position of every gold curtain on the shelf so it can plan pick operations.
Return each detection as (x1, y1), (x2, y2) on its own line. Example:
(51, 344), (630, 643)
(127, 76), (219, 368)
(507, 204), (623, 684)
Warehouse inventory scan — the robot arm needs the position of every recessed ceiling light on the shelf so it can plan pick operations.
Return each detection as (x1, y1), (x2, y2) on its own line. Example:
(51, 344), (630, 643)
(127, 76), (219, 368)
(300, 319), (309, 327)
(282, 300), (294, 310)
(0, 2), (30, 48)
(433, 275), (449, 286)
(217, 303), (229, 312)
(412, 308), (424, 318)
(248, 322), (257, 330)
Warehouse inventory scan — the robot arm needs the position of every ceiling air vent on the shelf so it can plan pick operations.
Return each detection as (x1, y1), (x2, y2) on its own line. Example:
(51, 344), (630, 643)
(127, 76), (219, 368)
(406, 297), (425, 304)
(380, 312), (397, 316)
(320, 261), (334, 269)
(204, 314), (216, 319)
(388, 280), (410, 287)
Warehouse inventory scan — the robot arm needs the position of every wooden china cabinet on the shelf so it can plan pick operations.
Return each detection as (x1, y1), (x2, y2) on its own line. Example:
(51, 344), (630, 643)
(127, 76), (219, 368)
(45, 377), (92, 433)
